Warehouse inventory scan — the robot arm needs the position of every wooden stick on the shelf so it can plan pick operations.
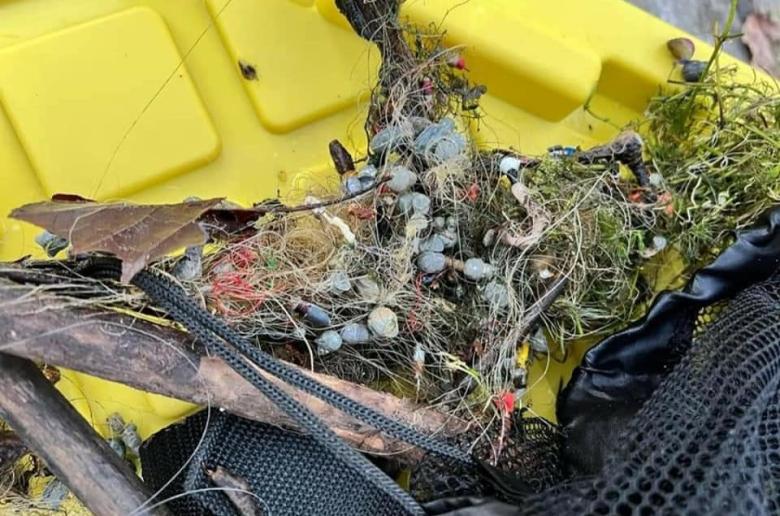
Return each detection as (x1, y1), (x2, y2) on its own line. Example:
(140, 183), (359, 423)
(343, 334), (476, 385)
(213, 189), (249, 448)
(0, 281), (466, 459)
(0, 354), (165, 515)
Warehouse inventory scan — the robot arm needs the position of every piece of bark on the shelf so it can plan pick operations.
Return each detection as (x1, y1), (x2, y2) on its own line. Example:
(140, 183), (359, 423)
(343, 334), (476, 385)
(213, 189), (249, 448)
(0, 280), (466, 459)
(0, 354), (165, 515)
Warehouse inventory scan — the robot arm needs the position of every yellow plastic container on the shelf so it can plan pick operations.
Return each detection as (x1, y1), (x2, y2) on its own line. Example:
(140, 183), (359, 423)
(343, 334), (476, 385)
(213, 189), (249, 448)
(0, 0), (755, 438)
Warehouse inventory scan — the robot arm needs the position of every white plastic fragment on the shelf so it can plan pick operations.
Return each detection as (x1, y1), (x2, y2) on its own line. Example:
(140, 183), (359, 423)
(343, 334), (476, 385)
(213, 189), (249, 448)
(413, 343), (426, 364)
(306, 196), (356, 246)
(539, 268), (554, 280)
(641, 234), (669, 258)
(499, 156), (522, 175)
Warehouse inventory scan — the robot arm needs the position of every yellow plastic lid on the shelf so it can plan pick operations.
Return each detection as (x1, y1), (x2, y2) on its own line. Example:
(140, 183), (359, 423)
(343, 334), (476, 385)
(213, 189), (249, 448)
(0, 0), (753, 438)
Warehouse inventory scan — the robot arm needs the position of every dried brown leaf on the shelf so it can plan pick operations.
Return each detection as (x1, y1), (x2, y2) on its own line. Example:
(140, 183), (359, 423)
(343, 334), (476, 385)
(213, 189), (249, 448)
(10, 198), (223, 282)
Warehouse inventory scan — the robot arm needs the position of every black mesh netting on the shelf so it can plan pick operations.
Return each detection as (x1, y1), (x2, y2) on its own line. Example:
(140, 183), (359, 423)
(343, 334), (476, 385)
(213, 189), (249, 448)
(140, 410), (403, 516)
(516, 269), (780, 515)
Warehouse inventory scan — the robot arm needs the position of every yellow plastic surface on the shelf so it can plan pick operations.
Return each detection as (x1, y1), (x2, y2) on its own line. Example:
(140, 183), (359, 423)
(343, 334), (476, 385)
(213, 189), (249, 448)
(0, 0), (757, 439)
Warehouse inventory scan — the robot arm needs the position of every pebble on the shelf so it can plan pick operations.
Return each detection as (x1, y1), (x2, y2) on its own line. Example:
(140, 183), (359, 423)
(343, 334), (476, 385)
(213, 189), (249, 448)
(340, 323), (371, 345)
(387, 166), (417, 193)
(316, 331), (343, 355)
(414, 117), (467, 164)
(667, 37), (695, 61)
(406, 214), (430, 233)
(328, 270), (351, 294)
(368, 306), (399, 339)
(483, 280), (509, 309)
(682, 60), (707, 82)
(420, 235), (445, 253)
(354, 277), (381, 302)
(358, 164), (378, 185)
(438, 228), (458, 249)
(299, 303), (331, 328)
(343, 176), (364, 195)
(463, 258), (495, 281)
(370, 122), (413, 154)
(417, 251), (447, 274)
(172, 245), (203, 281)
(396, 192), (431, 216)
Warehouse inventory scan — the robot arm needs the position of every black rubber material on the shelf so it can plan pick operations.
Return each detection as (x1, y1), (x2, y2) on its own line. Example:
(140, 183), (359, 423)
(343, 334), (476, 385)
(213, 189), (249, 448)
(558, 206), (780, 474)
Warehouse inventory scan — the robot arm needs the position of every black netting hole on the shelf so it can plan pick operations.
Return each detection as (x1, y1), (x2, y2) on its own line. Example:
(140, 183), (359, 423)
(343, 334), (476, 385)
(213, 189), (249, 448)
(659, 480), (674, 494)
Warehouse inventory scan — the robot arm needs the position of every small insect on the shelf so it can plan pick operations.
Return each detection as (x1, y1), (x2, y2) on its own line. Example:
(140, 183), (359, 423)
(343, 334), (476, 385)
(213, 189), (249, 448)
(106, 413), (142, 456)
(238, 60), (258, 81)
(460, 84), (486, 111)
(328, 139), (355, 175)
(41, 364), (61, 384)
